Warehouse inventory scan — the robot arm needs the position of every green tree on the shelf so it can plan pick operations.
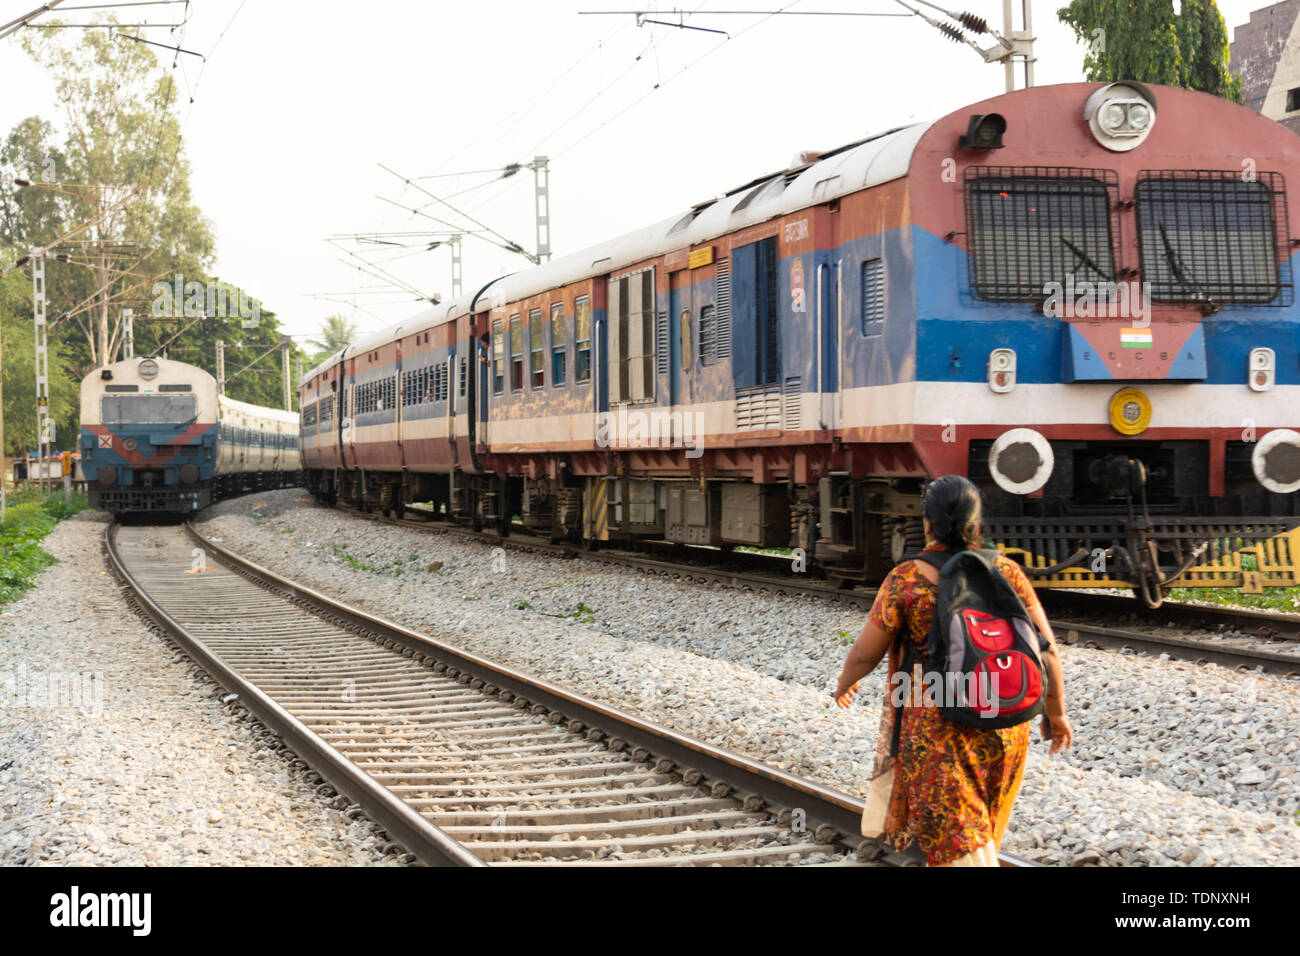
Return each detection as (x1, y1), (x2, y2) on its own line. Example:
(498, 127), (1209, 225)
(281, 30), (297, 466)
(309, 314), (357, 362)
(7, 17), (214, 370)
(0, 256), (79, 455)
(1059, 0), (1242, 102)
(1177, 0), (1242, 102)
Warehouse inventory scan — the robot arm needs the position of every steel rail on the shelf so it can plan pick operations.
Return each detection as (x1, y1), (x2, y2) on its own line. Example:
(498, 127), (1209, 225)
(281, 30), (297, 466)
(332, 505), (1300, 676)
(158, 518), (1038, 867)
(1052, 619), (1300, 677)
(184, 522), (871, 852)
(104, 522), (485, 867)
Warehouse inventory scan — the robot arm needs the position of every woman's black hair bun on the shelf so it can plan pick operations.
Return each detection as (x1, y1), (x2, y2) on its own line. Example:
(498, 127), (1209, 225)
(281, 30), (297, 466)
(923, 474), (984, 551)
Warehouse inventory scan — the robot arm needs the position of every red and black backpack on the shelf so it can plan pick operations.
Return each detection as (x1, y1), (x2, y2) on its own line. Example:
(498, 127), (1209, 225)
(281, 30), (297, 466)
(891, 550), (1050, 752)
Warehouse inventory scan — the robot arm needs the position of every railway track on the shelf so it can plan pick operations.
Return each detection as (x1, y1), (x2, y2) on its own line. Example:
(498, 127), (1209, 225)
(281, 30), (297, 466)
(106, 520), (1036, 867)
(321, 503), (1300, 678)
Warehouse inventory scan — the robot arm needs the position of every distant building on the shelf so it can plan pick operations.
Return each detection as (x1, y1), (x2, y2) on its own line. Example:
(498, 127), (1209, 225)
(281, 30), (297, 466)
(1230, 0), (1300, 134)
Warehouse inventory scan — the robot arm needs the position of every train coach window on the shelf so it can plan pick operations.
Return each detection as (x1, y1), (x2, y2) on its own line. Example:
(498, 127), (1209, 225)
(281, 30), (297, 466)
(319, 395), (333, 422)
(1135, 170), (1291, 306)
(509, 316), (525, 391)
(551, 304), (567, 386)
(492, 320), (504, 395)
(434, 363), (449, 403)
(862, 258), (885, 336)
(965, 167), (1117, 302)
(101, 393), (196, 426)
(575, 298), (592, 384)
(529, 310), (545, 388)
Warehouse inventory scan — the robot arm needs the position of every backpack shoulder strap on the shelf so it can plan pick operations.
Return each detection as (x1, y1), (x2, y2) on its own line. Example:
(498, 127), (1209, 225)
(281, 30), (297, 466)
(908, 550), (951, 571)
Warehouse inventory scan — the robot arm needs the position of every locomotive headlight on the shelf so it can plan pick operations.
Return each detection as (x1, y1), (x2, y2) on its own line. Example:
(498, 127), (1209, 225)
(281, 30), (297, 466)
(138, 358), (158, 380)
(1084, 82), (1157, 152)
(988, 428), (1054, 496)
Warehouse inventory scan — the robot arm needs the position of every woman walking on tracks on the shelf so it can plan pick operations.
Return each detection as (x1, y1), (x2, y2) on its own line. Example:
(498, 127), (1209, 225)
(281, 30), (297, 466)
(833, 475), (1073, 866)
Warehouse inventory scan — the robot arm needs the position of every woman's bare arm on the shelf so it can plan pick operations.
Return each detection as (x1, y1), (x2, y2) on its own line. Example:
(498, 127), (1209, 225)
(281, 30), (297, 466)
(833, 617), (894, 708)
(1025, 599), (1073, 753)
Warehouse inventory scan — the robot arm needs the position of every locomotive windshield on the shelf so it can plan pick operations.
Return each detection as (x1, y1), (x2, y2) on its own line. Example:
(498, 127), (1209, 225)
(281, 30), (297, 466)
(965, 167), (1117, 302)
(101, 393), (197, 426)
(1135, 171), (1287, 305)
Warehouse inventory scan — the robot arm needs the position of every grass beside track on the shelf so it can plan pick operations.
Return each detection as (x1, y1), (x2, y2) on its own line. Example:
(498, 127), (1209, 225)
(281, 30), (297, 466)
(1164, 584), (1300, 613)
(0, 490), (88, 607)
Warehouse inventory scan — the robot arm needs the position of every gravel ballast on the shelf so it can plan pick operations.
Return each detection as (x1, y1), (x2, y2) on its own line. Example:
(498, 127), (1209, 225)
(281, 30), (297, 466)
(0, 510), (401, 866)
(197, 490), (1300, 867)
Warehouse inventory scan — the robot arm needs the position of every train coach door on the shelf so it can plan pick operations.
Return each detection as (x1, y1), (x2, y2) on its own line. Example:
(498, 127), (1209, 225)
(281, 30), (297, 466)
(668, 270), (685, 408)
(817, 260), (840, 431)
(818, 201), (842, 434)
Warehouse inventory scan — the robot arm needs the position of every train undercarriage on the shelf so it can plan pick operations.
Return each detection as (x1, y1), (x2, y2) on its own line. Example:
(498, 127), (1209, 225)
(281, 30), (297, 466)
(304, 436), (1300, 607)
(92, 470), (301, 516)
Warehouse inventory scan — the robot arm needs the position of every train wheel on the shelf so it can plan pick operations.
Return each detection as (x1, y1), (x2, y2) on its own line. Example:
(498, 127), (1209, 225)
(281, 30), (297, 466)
(392, 491), (405, 521)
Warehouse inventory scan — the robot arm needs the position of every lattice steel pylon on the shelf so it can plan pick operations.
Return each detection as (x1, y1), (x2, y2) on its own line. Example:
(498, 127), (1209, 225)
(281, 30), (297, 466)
(33, 253), (51, 492)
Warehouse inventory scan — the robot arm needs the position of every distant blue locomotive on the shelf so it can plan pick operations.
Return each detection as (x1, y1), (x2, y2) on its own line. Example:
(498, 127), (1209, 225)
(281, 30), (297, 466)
(80, 356), (301, 515)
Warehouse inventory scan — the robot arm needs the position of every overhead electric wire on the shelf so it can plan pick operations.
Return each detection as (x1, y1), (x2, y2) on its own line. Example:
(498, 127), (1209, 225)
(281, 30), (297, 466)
(379, 163), (539, 264)
(424, 14), (633, 178)
(551, 0), (804, 161)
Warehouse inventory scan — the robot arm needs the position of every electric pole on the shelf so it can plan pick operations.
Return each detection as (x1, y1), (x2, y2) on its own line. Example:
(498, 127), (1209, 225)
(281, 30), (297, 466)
(96, 193), (109, 367)
(33, 253), (51, 494)
(531, 156), (551, 262)
(123, 308), (134, 359)
(995, 0), (1034, 92)
(216, 339), (225, 396)
(451, 234), (463, 297)
(281, 336), (292, 411)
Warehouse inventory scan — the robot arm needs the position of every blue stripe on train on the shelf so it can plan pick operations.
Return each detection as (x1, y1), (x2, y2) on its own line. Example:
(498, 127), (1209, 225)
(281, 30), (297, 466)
(81, 424), (216, 486)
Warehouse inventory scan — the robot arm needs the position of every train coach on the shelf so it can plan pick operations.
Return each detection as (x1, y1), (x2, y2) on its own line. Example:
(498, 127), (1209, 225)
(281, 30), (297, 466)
(81, 356), (301, 514)
(301, 81), (1300, 606)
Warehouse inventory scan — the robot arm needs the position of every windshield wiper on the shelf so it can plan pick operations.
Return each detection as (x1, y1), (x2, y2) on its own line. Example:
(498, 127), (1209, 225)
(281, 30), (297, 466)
(1060, 237), (1112, 284)
(1159, 225), (1218, 311)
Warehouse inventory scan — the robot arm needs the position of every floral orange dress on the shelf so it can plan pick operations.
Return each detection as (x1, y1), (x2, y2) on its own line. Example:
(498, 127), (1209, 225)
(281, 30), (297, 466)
(860, 545), (1039, 865)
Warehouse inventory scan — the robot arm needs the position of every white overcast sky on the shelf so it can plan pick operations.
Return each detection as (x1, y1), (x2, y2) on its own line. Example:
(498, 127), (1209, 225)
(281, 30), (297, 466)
(0, 0), (1273, 342)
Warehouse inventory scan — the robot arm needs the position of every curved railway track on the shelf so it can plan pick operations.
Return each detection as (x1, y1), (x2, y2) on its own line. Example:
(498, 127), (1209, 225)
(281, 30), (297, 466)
(322, 503), (1300, 678)
(106, 520), (1037, 867)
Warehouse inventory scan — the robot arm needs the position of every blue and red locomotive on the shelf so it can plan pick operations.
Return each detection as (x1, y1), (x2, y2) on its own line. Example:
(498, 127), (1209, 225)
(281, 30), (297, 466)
(82, 356), (301, 515)
(300, 81), (1300, 605)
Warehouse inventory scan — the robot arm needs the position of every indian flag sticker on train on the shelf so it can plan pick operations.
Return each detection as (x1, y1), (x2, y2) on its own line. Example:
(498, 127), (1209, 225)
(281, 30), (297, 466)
(1120, 327), (1153, 349)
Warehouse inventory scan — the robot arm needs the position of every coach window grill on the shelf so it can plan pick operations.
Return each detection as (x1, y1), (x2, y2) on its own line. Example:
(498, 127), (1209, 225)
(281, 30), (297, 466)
(965, 167), (1119, 303)
(1135, 170), (1293, 307)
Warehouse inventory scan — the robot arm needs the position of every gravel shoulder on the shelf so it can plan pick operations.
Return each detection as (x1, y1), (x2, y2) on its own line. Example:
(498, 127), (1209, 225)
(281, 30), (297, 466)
(198, 489), (1300, 867)
(0, 510), (401, 866)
